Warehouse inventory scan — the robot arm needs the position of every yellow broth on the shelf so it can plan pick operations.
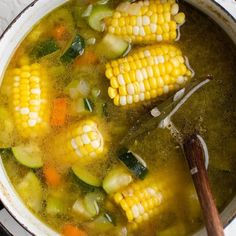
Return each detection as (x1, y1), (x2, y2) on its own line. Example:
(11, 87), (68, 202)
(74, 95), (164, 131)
(0, 1), (236, 236)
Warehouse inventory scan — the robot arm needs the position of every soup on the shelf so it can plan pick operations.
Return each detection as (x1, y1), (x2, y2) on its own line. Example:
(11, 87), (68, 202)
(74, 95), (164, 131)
(0, 0), (236, 235)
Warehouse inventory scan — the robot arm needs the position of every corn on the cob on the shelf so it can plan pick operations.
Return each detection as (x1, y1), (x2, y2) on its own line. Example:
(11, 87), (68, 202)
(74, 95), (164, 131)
(113, 172), (177, 229)
(53, 119), (105, 165)
(106, 0), (185, 44)
(9, 63), (51, 138)
(106, 44), (193, 106)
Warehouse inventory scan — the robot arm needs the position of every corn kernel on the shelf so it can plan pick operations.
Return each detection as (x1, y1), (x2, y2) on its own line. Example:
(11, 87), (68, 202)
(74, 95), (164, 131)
(174, 12), (185, 25)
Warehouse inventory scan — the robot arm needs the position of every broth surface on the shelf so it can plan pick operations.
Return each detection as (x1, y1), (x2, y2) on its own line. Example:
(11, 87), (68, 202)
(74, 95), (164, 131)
(0, 1), (236, 236)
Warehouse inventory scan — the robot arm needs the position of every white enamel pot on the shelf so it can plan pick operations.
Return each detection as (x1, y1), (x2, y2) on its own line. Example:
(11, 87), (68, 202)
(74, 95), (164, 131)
(0, 0), (235, 235)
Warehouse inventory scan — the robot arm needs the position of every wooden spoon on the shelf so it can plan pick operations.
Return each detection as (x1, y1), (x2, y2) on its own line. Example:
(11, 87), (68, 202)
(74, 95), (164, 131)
(183, 134), (224, 236)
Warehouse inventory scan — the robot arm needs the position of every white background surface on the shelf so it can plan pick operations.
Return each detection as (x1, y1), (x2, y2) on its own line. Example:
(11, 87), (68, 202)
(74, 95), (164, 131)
(0, 0), (236, 235)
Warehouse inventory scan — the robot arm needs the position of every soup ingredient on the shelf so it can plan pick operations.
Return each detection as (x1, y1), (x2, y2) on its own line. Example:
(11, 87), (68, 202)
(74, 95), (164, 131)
(72, 163), (102, 187)
(82, 4), (93, 18)
(52, 25), (67, 41)
(43, 165), (61, 187)
(53, 119), (105, 165)
(105, 0), (185, 43)
(74, 50), (98, 66)
(12, 143), (43, 168)
(84, 192), (105, 216)
(96, 34), (130, 59)
(51, 98), (68, 127)
(102, 166), (133, 194)
(88, 5), (113, 32)
(0, 106), (14, 148)
(113, 175), (164, 226)
(61, 34), (85, 63)
(73, 199), (94, 219)
(17, 172), (43, 213)
(84, 98), (94, 112)
(31, 39), (59, 59)
(119, 150), (148, 179)
(65, 79), (90, 99)
(87, 213), (114, 231)
(70, 98), (92, 116)
(62, 224), (88, 236)
(46, 194), (65, 215)
(105, 44), (192, 106)
(51, 8), (74, 36)
(10, 63), (51, 138)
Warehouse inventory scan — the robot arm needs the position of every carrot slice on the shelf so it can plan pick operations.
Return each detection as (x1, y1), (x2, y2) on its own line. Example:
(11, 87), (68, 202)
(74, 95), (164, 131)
(43, 165), (61, 187)
(62, 224), (88, 236)
(52, 25), (67, 41)
(51, 98), (68, 127)
(74, 51), (98, 67)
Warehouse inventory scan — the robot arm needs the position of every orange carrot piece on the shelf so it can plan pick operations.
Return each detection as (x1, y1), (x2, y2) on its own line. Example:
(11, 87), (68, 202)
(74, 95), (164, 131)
(52, 25), (67, 41)
(43, 165), (61, 187)
(62, 224), (88, 236)
(74, 51), (98, 67)
(51, 98), (68, 127)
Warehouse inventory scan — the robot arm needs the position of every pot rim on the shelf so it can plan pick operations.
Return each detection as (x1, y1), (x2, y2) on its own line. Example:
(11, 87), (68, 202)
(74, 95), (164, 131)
(0, 0), (235, 235)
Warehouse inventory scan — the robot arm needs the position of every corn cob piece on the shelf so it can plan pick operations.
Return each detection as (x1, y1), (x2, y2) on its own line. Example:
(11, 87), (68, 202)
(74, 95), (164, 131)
(9, 63), (51, 138)
(113, 173), (177, 229)
(106, 0), (185, 44)
(53, 119), (105, 165)
(106, 44), (193, 106)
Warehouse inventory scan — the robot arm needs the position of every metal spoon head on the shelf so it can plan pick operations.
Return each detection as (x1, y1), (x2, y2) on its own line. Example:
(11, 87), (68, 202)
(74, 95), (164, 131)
(120, 75), (213, 148)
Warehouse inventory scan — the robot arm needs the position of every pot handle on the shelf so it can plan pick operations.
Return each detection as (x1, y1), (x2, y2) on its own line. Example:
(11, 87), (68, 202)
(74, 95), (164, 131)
(0, 201), (31, 236)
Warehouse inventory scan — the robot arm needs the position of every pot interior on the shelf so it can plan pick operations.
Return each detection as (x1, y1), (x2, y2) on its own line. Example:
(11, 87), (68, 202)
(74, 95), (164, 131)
(0, 1), (235, 236)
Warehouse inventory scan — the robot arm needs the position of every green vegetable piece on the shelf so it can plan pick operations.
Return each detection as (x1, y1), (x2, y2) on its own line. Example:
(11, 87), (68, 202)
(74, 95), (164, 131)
(0, 148), (12, 157)
(95, 213), (113, 224)
(84, 98), (94, 112)
(0, 107), (14, 148)
(72, 199), (93, 219)
(72, 164), (102, 187)
(46, 196), (65, 215)
(31, 39), (59, 59)
(65, 79), (90, 99)
(96, 34), (130, 59)
(88, 5), (113, 32)
(60, 34), (85, 63)
(17, 172), (43, 213)
(70, 98), (89, 116)
(119, 151), (148, 179)
(84, 192), (105, 217)
(12, 143), (43, 168)
(103, 166), (133, 194)
(91, 87), (101, 98)
(90, 213), (114, 231)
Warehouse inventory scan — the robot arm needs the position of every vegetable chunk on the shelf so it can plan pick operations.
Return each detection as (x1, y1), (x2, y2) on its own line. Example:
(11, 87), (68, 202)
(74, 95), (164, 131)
(17, 172), (43, 213)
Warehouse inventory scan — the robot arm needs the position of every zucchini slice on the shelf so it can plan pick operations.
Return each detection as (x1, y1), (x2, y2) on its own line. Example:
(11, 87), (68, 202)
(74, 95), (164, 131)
(31, 39), (59, 59)
(88, 5), (113, 32)
(73, 199), (93, 219)
(88, 213), (114, 232)
(97, 34), (130, 59)
(102, 166), (133, 194)
(46, 195), (65, 215)
(72, 164), (102, 187)
(60, 34), (85, 63)
(17, 172), (43, 213)
(84, 192), (105, 217)
(12, 143), (43, 168)
(118, 150), (148, 179)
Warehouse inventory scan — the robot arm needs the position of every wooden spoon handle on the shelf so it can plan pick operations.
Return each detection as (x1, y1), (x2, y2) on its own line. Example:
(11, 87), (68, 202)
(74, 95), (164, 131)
(183, 134), (224, 236)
